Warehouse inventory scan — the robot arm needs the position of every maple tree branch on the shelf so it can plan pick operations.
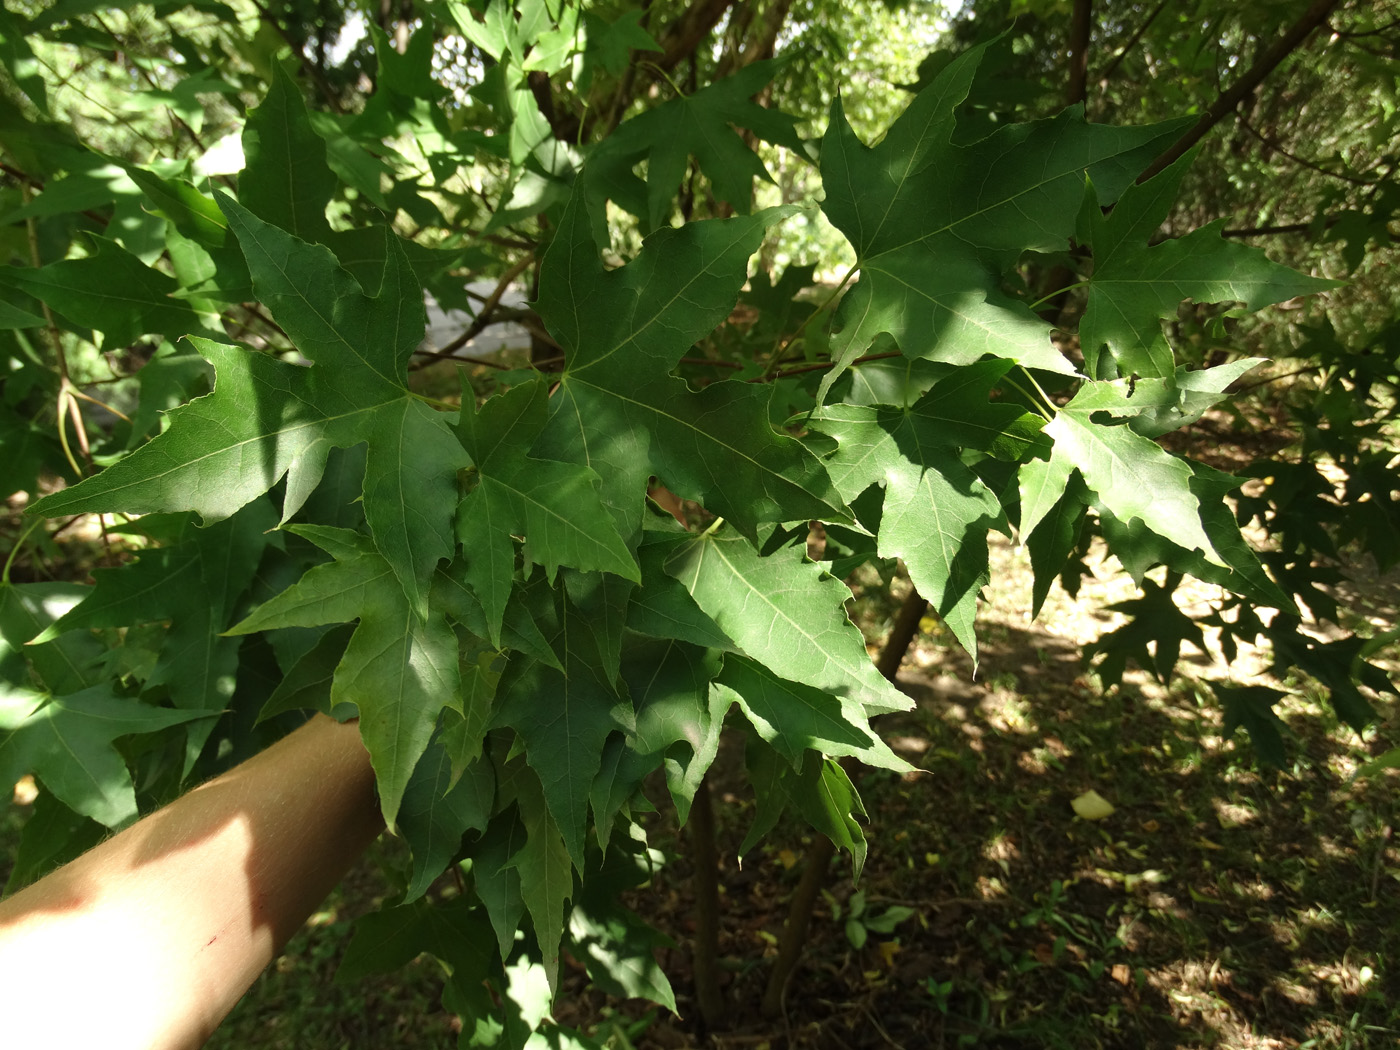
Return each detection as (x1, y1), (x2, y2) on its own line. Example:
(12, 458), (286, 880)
(763, 263), (857, 376)
(436, 255), (536, 357)
(1235, 363), (1324, 394)
(1, 162), (112, 226)
(1138, 0), (1342, 183)
(763, 592), (922, 1019)
(680, 356), (743, 369)
(760, 833), (833, 1020)
(93, 12), (208, 154)
(1097, 0), (1170, 81)
(1066, 0), (1092, 109)
(527, 70), (581, 143)
(655, 0), (735, 75)
(1237, 115), (1377, 185)
(755, 350), (904, 382)
(688, 773), (726, 1030)
(409, 348), (514, 369)
(591, 0), (732, 138)
(246, 0), (344, 113)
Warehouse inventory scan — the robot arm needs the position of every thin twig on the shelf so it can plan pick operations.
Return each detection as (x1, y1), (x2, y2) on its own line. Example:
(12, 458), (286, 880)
(757, 350), (903, 382)
(1097, 0), (1170, 82)
(763, 263), (858, 376)
(432, 254), (534, 358)
(1138, 0), (1343, 184)
(410, 347), (515, 369)
(1237, 115), (1375, 185)
(246, 0), (344, 112)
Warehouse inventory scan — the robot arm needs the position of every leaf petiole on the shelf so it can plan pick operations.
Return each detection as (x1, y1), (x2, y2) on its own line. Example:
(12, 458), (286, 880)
(1000, 371), (1055, 422)
(763, 262), (859, 377)
(2, 517), (46, 585)
(410, 391), (462, 412)
(1028, 280), (1090, 311)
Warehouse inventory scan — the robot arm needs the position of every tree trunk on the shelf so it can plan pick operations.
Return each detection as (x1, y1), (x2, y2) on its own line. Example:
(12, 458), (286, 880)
(1066, 0), (1092, 109)
(688, 772), (726, 1030)
(876, 587), (928, 682)
(759, 834), (834, 1018)
(759, 589), (922, 1018)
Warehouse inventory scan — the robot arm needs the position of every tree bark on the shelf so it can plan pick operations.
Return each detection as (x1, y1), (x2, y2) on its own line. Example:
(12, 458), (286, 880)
(876, 586), (928, 682)
(759, 834), (834, 1018)
(656, 0), (736, 75)
(688, 772), (727, 1030)
(759, 589), (921, 1019)
(1066, 0), (1092, 109)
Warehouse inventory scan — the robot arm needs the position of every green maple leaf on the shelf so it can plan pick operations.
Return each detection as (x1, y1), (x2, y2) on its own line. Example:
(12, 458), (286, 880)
(456, 378), (640, 648)
(627, 527), (737, 652)
(33, 500), (278, 770)
(0, 686), (213, 827)
(0, 582), (104, 697)
(397, 736), (494, 903)
(469, 808), (530, 961)
(587, 60), (807, 232)
(714, 654), (909, 771)
(604, 637), (727, 827)
(238, 65), (335, 244)
(663, 529), (908, 715)
(808, 361), (1035, 656)
(533, 189), (847, 542)
(1043, 379), (1219, 560)
(0, 235), (206, 346)
(493, 594), (632, 869)
(121, 67), (237, 136)
(1096, 460), (1294, 611)
(579, 9), (660, 91)
(338, 898), (496, 1022)
(817, 42), (1187, 402)
(569, 897), (677, 1013)
(1080, 151), (1342, 378)
(501, 762), (575, 992)
(1062, 359), (1265, 438)
(228, 526), (461, 828)
(31, 199), (465, 618)
(1024, 471), (1089, 617)
(741, 743), (868, 877)
(124, 165), (251, 302)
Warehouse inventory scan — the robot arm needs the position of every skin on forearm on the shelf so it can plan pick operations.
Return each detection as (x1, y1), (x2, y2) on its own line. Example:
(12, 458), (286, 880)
(0, 714), (383, 1050)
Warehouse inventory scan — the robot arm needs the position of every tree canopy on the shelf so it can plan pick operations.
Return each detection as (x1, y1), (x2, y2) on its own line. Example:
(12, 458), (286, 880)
(0, 0), (1396, 1045)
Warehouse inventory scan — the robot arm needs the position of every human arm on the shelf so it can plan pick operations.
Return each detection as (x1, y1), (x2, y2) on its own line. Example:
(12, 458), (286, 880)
(0, 713), (383, 1050)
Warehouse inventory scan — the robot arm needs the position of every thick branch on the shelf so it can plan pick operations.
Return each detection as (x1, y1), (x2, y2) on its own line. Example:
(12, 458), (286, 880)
(876, 587), (929, 682)
(654, 0), (735, 74)
(759, 834), (834, 1019)
(1138, 0), (1342, 183)
(527, 70), (581, 143)
(1066, 0), (1092, 108)
(688, 774), (726, 1029)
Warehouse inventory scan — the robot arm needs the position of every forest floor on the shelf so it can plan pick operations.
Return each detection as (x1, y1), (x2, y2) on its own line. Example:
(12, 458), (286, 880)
(179, 532), (1398, 1050)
